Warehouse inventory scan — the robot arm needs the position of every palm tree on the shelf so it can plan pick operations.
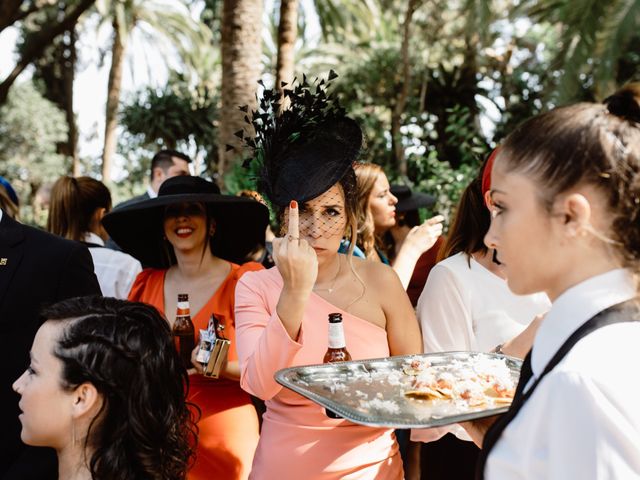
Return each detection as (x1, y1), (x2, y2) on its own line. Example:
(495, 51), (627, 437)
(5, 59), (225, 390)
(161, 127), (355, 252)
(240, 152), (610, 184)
(99, 0), (209, 181)
(217, 0), (264, 183)
(276, 0), (298, 98)
(517, 0), (640, 101)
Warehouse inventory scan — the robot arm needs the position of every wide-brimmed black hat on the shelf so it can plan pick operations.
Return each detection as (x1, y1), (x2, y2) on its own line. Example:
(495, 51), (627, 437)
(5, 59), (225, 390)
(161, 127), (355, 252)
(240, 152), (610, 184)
(390, 185), (436, 212)
(102, 176), (269, 268)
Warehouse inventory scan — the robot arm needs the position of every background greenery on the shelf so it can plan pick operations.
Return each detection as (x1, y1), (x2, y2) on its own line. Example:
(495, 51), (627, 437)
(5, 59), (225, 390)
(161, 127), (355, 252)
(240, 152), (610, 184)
(1, 0), (639, 227)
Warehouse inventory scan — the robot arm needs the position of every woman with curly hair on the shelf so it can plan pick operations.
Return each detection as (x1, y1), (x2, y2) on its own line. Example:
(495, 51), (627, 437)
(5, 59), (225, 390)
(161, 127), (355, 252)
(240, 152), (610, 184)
(12, 296), (197, 480)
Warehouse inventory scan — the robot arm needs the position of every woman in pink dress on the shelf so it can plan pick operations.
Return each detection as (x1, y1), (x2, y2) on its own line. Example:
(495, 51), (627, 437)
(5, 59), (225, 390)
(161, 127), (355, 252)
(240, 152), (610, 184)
(234, 75), (423, 479)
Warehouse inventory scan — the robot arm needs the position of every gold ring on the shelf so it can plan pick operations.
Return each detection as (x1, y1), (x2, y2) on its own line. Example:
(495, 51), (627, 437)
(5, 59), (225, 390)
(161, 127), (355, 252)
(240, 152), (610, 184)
(287, 234), (300, 241)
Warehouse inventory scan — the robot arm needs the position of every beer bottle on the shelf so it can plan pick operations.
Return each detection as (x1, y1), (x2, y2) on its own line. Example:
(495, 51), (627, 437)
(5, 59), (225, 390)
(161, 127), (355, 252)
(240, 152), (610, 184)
(173, 293), (195, 370)
(323, 312), (351, 418)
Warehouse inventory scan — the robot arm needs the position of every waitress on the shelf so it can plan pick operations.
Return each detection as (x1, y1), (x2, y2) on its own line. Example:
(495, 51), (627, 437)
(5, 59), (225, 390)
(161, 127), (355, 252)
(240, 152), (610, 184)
(466, 84), (640, 478)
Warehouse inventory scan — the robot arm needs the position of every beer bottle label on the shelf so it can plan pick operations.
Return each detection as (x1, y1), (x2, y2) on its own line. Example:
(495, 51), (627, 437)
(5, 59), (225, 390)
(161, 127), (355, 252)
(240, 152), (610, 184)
(328, 323), (346, 349)
(177, 300), (190, 316)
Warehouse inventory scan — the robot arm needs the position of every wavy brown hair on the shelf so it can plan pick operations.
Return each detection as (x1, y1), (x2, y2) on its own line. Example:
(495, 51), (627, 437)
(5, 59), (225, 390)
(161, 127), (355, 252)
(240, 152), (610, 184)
(354, 163), (385, 259)
(43, 296), (198, 480)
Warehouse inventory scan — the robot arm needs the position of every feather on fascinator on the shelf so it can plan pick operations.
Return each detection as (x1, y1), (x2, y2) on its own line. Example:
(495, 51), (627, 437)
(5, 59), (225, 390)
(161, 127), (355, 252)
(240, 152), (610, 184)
(236, 71), (363, 207)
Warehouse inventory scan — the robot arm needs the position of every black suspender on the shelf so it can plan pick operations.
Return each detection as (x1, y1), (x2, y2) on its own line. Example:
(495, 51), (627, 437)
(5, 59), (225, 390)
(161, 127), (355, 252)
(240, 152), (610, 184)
(476, 298), (640, 479)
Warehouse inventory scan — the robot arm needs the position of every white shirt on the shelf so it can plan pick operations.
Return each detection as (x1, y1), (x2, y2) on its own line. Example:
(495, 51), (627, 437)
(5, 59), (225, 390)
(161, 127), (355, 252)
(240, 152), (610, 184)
(486, 268), (640, 479)
(84, 232), (142, 299)
(147, 185), (158, 199)
(412, 252), (549, 442)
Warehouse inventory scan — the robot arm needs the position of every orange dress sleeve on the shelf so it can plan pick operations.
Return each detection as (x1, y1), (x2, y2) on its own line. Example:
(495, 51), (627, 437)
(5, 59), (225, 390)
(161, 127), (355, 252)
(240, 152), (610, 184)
(127, 268), (165, 310)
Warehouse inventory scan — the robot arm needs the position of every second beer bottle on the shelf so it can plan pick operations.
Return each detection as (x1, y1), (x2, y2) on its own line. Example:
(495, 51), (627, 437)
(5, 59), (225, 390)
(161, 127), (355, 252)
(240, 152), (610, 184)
(323, 312), (351, 418)
(173, 293), (195, 370)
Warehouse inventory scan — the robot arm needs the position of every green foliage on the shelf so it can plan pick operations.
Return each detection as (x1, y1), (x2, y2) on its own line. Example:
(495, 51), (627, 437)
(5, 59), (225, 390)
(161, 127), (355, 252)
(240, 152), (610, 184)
(120, 82), (217, 151)
(444, 105), (489, 165)
(404, 149), (479, 227)
(118, 78), (218, 185)
(516, 0), (640, 101)
(0, 81), (69, 225)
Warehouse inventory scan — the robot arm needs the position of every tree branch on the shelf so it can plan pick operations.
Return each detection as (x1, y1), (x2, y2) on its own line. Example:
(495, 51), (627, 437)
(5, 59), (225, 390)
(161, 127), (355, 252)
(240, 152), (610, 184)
(0, 1), (42, 33)
(0, 0), (95, 105)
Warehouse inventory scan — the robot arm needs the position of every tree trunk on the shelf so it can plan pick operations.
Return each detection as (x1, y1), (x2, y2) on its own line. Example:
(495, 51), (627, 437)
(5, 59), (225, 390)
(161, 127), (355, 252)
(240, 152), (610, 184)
(102, 18), (128, 182)
(275, 0), (298, 102)
(66, 29), (80, 176)
(391, 0), (420, 178)
(218, 0), (264, 186)
(31, 22), (80, 175)
(0, 0), (95, 105)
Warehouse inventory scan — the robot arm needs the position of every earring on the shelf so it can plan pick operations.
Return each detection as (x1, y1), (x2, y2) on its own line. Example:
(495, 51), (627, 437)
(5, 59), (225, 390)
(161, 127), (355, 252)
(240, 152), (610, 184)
(71, 420), (77, 447)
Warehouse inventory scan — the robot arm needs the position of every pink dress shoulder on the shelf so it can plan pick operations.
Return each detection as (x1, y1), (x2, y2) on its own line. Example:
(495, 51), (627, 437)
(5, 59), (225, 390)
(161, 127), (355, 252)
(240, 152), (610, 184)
(235, 267), (403, 480)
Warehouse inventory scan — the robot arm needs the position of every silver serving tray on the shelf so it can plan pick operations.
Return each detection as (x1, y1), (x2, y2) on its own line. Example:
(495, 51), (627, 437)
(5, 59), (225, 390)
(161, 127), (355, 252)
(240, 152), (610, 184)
(275, 352), (522, 428)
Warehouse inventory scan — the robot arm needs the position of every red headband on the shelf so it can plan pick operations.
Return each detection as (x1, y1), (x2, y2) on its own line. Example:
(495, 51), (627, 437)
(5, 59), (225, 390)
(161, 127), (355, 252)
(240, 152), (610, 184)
(482, 148), (500, 207)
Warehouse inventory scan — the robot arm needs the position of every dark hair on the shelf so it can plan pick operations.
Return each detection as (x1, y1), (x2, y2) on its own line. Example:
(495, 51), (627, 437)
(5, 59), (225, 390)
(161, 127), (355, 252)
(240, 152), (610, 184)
(439, 167), (490, 262)
(150, 150), (192, 181)
(47, 176), (112, 242)
(498, 82), (640, 273)
(42, 296), (197, 480)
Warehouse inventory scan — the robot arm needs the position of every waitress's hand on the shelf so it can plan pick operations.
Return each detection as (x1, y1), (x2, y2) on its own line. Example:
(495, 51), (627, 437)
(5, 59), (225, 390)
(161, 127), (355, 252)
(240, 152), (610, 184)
(402, 215), (444, 256)
(272, 200), (318, 295)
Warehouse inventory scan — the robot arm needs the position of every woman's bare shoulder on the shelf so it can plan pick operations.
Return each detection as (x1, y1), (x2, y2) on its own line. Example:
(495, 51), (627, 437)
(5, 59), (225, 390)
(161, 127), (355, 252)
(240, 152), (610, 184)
(350, 255), (399, 285)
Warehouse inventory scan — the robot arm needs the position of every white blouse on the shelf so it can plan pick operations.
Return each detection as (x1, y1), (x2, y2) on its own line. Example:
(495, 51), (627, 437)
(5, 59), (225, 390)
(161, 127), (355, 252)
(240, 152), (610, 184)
(84, 232), (142, 299)
(486, 268), (640, 479)
(417, 253), (549, 353)
(412, 252), (549, 443)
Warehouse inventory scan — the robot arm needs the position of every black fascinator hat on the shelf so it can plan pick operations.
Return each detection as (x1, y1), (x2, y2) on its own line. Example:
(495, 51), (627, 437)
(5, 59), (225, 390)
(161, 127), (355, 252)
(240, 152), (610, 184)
(237, 71), (363, 207)
(102, 176), (269, 268)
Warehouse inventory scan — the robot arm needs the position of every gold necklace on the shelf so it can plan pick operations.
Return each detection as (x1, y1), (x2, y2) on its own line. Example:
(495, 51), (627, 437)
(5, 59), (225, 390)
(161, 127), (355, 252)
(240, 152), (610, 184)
(313, 256), (342, 293)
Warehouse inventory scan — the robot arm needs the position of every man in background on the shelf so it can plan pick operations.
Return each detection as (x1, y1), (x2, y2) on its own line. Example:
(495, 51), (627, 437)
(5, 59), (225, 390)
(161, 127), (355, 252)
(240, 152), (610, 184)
(117, 149), (192, 208)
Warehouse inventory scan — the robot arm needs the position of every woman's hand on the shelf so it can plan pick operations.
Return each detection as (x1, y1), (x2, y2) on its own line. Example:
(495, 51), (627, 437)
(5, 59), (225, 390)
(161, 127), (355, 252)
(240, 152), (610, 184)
(402, 215), (444, 257)
(273, 201), (318, 340)
(272, 201), (318, 295)
(393, 214), (444, 289)
(460, 415), (501, 448)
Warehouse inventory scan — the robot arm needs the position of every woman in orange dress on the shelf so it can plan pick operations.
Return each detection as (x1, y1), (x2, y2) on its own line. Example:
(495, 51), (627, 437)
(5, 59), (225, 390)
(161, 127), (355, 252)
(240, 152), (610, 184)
(103, 175), (269, 480)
